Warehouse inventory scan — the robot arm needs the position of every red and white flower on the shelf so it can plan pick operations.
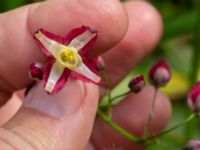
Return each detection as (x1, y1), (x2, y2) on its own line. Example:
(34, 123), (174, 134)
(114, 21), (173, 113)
(30, 26), (101, 94)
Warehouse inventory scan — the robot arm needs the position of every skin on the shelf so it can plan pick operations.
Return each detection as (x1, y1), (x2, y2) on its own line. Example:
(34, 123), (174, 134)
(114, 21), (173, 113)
(0, 0), (171, 149)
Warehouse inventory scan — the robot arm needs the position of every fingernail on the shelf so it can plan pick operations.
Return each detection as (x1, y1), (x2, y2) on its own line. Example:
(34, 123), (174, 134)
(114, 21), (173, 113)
(24, 78), (84, 119)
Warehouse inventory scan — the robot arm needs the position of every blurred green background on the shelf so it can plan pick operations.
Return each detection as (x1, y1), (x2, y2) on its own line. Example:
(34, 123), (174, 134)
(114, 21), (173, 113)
(0, 0), (40, 12)
(1, 0), (200, 149)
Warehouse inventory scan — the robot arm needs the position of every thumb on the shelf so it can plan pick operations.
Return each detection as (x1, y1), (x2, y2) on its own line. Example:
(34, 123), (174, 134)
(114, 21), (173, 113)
(0, 79), (99, 150)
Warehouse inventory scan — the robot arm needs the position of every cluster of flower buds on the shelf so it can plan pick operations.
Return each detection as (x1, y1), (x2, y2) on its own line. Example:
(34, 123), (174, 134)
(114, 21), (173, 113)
(183, 140), (200, 150)
(148, 59), (171, 87)
(187, 82), (200, 117)
(128, 59), (171, 94)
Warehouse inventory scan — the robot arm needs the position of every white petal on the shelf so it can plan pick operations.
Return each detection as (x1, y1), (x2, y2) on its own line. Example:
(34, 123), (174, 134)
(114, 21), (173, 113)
(74, 63), (100, 83)
(35, 31), (66, 56)
(68, 30), (96, 51)
(45, 61), (65, 93)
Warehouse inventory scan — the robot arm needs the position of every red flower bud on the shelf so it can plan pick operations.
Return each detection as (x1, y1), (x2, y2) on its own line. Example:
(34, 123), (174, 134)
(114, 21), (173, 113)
(29, 62), (44, 80)
(184, 140), (200, 150)
(188, 82), (200, 116)
(96, 57), (106, 70)
(148, 59), (171, 87)
(128, 75), (145, 93)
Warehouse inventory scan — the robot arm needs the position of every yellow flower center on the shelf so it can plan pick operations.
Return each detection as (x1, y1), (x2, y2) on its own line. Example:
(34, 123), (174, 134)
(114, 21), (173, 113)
(57, 48), (81, 69)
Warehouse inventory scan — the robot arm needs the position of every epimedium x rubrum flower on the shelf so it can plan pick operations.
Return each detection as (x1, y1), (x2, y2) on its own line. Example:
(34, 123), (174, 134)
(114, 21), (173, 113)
(29, 26), (102, 94)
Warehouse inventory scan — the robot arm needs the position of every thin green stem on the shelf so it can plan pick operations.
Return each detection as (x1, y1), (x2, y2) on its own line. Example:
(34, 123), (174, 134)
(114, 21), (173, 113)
(109, 91), (131, 102)
(144, 87), (158, 138)
(97, 108), (139, 142)
(100, 91), (131, 109)
(107, 84), (112, 118)
(97, 110), (196, 144)
(100, 70), (112, 118)
(138, 114), (196, 143)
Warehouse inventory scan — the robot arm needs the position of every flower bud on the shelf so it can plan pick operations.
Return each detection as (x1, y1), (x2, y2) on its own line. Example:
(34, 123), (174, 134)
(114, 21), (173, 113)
(128, 75), (145, 93)
(148, 59), (171, 87)
(29, 62), (44, 80)
(183, 140), (200, 150)
(96, 57), (106, 70)
(188, 82), (200, 116)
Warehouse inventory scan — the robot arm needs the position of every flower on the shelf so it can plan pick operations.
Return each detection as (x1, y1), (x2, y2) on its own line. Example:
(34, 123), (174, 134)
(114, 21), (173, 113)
(188, 82), (200, 116)
(183, 140), (200, 150)
(128, 75), (145, 93)
(148, 59), (171, 87)
(30, 26), (101, 94)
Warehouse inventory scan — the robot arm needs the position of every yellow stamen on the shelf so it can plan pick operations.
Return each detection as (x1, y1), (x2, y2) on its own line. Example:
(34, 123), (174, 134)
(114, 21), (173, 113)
(56, 47), (81, 69)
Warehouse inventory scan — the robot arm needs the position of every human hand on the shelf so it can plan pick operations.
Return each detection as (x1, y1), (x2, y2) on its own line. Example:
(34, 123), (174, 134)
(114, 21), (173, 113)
(0, 0), (171, 149)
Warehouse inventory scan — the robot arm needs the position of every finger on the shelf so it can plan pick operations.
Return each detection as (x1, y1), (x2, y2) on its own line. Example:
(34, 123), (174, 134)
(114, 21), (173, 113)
(103, 1), (163, 88)
(1, 80), (99, 150)
(91, 86), (171, 149)
(89, 1), (170, 149)
(0, 0), (128, 102)
(0, 94), (22, 125)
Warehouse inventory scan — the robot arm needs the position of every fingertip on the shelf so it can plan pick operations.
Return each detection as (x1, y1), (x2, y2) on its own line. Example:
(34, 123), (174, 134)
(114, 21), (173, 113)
(102, 1), (163, 88)
(124, 1), (163, 56)
(28, 0), (128, 54)
(2, 81), (99, 150)
(0, 0), (129, 97)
